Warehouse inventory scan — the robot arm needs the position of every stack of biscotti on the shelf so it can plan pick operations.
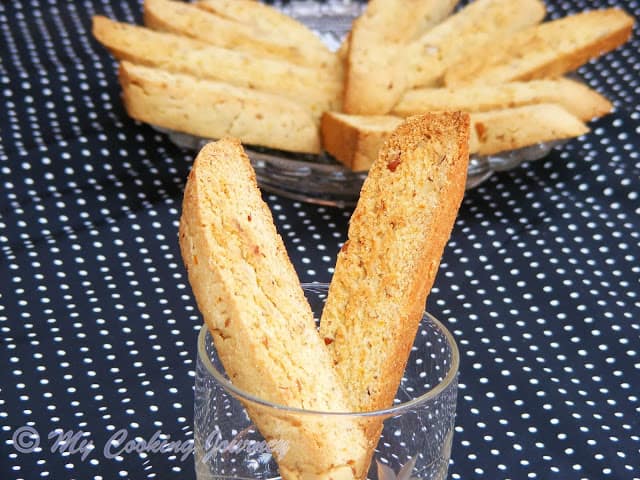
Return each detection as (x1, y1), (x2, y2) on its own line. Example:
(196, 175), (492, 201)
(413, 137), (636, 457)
(343, 0), (546, 115)
(93, 0), (634, 170)
(342, 0), (458, 115)
(179, 112), (469, 478)
(92, 0), (343, 154)
(330, 0), (633, 171)
(322, 102), (592, 171)
(326, 75), (612, 170)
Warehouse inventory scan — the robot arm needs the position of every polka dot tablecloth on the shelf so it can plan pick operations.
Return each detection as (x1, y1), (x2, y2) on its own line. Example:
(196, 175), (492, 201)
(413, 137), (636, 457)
(0, 1), (638, 479)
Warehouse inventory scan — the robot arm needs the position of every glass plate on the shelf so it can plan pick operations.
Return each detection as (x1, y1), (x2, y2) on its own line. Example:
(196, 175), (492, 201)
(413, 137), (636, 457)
(156, 0), (566, 208)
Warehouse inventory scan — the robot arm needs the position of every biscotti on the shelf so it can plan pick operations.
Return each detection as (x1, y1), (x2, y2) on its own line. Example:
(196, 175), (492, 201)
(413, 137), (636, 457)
(343, 0), (546, 115)
(322, 105), (588, 171)
(119, 61), (321, 154)
(179, 138), (370, 480)
(196, 0), (330, 56)
(469, 104), (589, 156)
(406, 0), (546, 89)
(321, 112), (403, 172)
(92, 16), (341, 115)
(94, 0), (631, 159)
(393, 78), (612, 121)
(342, 0), (457, 114)
(319, 113), (470, 412)
(143, 0), (341, 75)
(445, 8), (634, 86)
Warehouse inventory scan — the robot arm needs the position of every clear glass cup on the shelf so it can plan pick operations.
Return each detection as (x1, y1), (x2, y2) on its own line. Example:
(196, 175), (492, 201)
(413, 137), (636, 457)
(194, 284), (459, 480)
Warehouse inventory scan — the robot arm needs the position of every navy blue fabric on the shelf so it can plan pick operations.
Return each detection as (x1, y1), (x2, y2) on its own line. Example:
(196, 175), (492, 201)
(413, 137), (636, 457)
(0, 1), (638, 479)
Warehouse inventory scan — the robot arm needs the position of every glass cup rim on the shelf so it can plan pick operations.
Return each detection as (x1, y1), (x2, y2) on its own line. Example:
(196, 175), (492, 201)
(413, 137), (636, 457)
(196, 283), (460, 417)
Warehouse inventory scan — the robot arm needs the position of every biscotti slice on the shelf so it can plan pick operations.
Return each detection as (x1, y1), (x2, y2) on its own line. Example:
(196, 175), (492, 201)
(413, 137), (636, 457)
(143, 0), (341, 75)
(119, 61), (320, 154)
(180, 139), (370, 480)
(406, 0), (546, 89)
(393, 78), (612, 121)
(320, 113), (470, 412)
(321, 112), (403, 172)
(322, 105), (588, 171)
(469, 103), (589, 156)
(336, 0), (454, 61)
(445, 8), (634, 86)
(92, 16), (341, 114)
(196, 0), (330, 56)
(342, 0), (457, 115)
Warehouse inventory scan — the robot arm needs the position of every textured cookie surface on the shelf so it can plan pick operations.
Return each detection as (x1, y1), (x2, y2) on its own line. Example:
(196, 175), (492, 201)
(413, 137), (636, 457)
(120, 62), (321, 153)
(179, 138), (369, 479)
(320, 113), (470, 412)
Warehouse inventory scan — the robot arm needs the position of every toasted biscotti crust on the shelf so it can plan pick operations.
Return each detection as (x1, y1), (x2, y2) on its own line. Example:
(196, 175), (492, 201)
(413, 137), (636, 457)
(393, 78), (612, 122)
(92, 16), (341, 114)
(179, 139), (370, 480)
(445, 8), (635, 86)
(119, 61), (320, 154)
(319, 113), (470, 412)
(143, 0), (341, 75)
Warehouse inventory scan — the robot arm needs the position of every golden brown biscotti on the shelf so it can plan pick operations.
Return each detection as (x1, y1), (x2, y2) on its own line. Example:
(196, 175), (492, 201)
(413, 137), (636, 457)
(321, 105), (589, 171)
(92, 16), (341, 114)
(406, 0), (546, 89)
(336, 0), (456, 61)
(143, 0), (342, 75)
(321, 112), (403, 172)
(393, 78), (612, 121)
(445, 8), (635, 86)
(348, 0), (458, 44)
(469, 104), (589, 156)
(196, 0), (330, 55)
(343, 0), (545, 114)
(320, 113), (470, 412)
(342, 0), (457, 115)
(179, 139), (370, 480)
(119, 61), (321, 154)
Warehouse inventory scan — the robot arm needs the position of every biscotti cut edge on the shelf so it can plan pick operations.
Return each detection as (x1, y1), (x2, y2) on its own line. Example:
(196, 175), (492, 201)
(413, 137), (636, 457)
(341, 0), (457, 115)
(444, 8), (635, 86)
(143, 0), (342, 74)
(406, 0), (546, 88)
(195, 0), (331, 56)
(92, 15), (341, 114)
(469, 103), (589, 156)
(321, 111), (403, 171)
(118, 61), (321, 154)
(393, 78), (612, 122)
